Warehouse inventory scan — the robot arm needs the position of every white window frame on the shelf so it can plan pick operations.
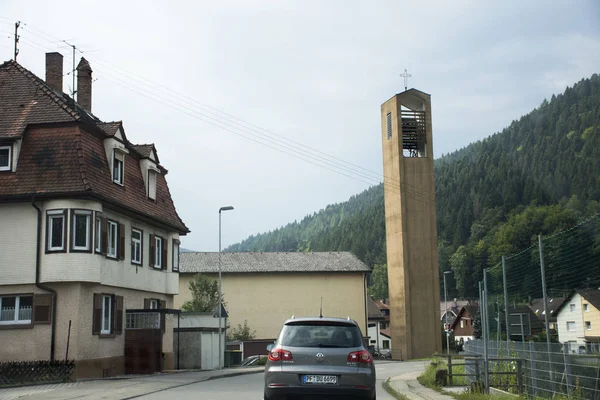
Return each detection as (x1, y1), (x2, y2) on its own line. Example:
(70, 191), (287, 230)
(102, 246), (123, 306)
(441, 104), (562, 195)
(131, 229), (142, 265)
(47, 210), (65, 251)
(586, 321), (592, 331)
(112, 151), (124, 185)
(172, 240), (180, 272)
(567, 321), (576, 332)
(101, 295), (112, 334)
(149, 299), (159, 309)
(569, 304), (576, 312)
(72, 210), (92, 251)
(148, 170), (157, 200)
(460, 320), (465, 328)
(0, 295), (33, 325)
(107, 220), (118, 258)
(0, 145), (11, 171)
(154, 236), (163, 269)
(95, 214), (102, 253)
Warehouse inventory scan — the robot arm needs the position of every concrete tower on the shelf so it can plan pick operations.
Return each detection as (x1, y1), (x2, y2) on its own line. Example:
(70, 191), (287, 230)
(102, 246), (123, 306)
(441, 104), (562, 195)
(380, 89), (441, 359)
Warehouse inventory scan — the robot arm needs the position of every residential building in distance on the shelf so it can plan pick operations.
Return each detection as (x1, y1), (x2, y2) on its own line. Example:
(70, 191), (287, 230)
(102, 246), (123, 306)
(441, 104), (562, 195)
(556, 289), (600, 353)
(0, 53), (189, 378)
(367, 298), (391, 352)
(176, 252), (370, 340)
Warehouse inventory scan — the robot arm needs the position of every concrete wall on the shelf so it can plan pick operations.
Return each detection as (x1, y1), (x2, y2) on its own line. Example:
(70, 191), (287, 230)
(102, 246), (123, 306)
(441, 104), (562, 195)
(0, 204), (38, 285)
(173, 313), (223, 369)
(176, 272), (368, 339)
(381, 90), (441, 360)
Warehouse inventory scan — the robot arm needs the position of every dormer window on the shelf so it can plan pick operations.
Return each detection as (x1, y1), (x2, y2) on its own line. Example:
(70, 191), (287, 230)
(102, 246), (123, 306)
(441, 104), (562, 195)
(112, 151), (124, 185)
(148, 170), (157, 200)
(0, 145), (11, 171)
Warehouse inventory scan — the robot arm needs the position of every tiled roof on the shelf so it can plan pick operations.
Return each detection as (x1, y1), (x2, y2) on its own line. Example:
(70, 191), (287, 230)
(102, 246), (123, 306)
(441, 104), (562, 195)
(180, 252), (371, 274)
(0, 60), (99, 138)
(577, 289), (600, 310)
(368, 298), (386, 320)
(380, 328), (391, 338)
(0, 59), (189, 234)
(131, 144), (155, 159)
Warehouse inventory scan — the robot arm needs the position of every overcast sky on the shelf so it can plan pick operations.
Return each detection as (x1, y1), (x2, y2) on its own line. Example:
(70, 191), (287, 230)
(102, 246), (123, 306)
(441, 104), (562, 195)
(2, 1), (599, 251)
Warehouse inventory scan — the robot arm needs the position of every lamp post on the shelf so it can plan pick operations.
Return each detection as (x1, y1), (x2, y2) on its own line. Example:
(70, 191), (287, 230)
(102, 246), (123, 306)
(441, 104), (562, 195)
(218, 206), (234, 370)
(443, 271), (452, 355)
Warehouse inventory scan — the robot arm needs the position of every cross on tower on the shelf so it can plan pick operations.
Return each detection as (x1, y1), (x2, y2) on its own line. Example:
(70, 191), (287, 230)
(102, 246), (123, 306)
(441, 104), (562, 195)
(400, 69), (411, 91)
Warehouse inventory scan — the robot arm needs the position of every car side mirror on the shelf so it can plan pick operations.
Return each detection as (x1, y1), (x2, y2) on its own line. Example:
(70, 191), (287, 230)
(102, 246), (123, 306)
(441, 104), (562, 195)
(266, 344), (274, 352)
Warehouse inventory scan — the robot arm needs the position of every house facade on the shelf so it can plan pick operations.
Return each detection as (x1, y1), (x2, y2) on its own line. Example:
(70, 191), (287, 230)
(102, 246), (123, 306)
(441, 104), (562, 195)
(450, 305), (479, 343)
(367, 298), (391, 352)
(0, 54), (188, 378)
(556, 289), (600, 353)
(176, 252), (370, 340)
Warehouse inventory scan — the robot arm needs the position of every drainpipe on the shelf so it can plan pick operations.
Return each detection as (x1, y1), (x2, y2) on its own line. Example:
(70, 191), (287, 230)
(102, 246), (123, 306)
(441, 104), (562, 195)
(32, 197), (57, 361)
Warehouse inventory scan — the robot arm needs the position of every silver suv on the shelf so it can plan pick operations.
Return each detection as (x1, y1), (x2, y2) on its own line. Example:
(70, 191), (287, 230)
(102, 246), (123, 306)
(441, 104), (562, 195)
(264, 316), (376, 400)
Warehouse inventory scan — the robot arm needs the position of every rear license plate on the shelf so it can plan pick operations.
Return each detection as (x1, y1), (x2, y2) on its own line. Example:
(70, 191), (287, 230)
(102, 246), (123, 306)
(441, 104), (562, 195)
(303, 375), (337, 384)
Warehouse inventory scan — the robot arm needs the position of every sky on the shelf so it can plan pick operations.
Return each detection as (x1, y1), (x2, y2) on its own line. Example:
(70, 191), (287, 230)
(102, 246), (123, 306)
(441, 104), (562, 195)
(1, 1), (599, 251)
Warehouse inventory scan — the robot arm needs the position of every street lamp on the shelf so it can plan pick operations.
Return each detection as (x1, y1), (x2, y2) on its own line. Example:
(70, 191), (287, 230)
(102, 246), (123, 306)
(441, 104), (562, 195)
(218, 206), (234, 370)
(443, 271), (452, 355)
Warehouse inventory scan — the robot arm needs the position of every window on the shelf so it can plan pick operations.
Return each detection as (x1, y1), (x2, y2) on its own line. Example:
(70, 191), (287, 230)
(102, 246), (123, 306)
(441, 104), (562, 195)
(460, 320), (465, 328)
(154, 236), (163, 269)
(102, 295), (112, 334)
(0, 295), (32, 324)
(0, 145), (11, 171)
(584, 304), (589, 312)
(107, 220), (118, 258)
(149, 299), (158, 309)
(567, 321), (576, 332)
(131, 229), (142, 264)
(71, 210), (92, 251)
(172, 239), (180, 272)
(570, 304), (576, 312)
(112, 151), (124, 185)
(95, 213), (102, 253)
(370, 340), (376, 344)
(382, 340), (390, 349)
(148, 170), (157, 200)
(386, 113), (392, 140)
(47, 210), (65, 252)
(379, 321), (387, 329)
(586, 321), (592, 331)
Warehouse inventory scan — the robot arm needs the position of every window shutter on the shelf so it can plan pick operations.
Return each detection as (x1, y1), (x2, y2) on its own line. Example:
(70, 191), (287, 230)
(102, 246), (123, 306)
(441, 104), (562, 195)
(115, 295), (124, 334)
(92, 293), (102, 335)
(33, 294), (52, 324)
(160, 300), (166, 333)
(144, 298), (151, 309)
(149, 234), (156, 266)
(162, 239), (168, 270)
(101, 218), (108, 256)
(118, 223), (125, 260)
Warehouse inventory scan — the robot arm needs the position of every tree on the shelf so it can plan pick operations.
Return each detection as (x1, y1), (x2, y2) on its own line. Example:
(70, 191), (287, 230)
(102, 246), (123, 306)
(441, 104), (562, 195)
(473, 309), (482, 339)
(181, 274), (224, 312)
(368, 264), (388, 299)
(229, 320), (256, 340)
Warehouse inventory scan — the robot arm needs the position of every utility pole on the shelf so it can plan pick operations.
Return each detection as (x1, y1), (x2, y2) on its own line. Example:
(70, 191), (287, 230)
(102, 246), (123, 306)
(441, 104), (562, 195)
(14, 21), (20, 61)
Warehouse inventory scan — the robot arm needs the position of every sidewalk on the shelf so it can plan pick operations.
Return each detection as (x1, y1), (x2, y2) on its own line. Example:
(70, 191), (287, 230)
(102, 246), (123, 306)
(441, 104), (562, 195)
(387, 370), (458, 400)
(0, 366), (264, 400)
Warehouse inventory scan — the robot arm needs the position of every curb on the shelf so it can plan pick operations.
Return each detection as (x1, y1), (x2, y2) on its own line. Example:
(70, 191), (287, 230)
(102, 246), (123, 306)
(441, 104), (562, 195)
(121, 368), (265, 399)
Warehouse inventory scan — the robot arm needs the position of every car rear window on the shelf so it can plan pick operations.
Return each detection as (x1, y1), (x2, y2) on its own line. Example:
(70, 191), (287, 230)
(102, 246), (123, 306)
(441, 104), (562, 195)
(278, 322), (362, 348)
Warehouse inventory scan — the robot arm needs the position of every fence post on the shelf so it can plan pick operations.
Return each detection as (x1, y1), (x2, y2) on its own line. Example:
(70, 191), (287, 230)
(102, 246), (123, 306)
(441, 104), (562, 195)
(517, 358), (524, 395)
(448, 354), (453, 386)
(483, 271), (490, 394)
(529, 340), (537, 398)
(593, 354), (600, 400)
(563, 343), (572, 399)
(502, 256), (510, 346)
(538, 235), (556, 394)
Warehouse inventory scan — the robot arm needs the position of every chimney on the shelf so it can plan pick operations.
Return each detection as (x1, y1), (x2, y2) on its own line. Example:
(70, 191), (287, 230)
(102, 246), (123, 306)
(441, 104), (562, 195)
(76, 57), (93, 111)
(45, 52), (63, 93)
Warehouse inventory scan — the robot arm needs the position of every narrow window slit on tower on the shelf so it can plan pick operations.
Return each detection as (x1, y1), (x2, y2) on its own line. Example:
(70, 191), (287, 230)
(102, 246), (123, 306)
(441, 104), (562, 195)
(400, 108), (426, 157)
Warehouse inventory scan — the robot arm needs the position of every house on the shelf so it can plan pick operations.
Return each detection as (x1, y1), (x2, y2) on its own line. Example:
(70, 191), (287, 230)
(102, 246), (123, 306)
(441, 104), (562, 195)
(507, 305), (545, 340)
(0, 53), (189, 378)
(367, 298), (391, 352)
(555, 289), (600, 353)
(176, 252), (370, 340)
(529, 297), (566, 331)
(450, 305), (479, 343)
(440, 298), (470, 329)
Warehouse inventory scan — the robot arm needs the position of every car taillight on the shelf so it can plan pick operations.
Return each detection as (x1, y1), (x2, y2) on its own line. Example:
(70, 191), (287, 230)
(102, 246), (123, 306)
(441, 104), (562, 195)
(268, 348), (293, 362)
(347, 350), (372, 364)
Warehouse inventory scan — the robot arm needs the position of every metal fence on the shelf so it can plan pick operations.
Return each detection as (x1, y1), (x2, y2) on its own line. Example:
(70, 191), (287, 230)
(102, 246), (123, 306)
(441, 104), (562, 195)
(463, 214), (600, 399)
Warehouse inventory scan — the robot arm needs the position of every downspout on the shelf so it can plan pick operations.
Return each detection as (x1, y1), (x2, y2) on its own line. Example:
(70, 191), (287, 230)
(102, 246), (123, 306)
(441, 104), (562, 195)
(32, 197), (57, 361)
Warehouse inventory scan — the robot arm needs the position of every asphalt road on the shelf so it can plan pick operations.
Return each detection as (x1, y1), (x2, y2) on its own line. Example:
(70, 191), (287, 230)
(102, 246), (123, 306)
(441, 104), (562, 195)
(139, 360), (426, 400)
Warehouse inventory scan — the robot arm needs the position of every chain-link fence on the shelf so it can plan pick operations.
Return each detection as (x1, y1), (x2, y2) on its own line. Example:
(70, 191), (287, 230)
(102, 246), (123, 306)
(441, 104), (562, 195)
(461, 214), (600, 399)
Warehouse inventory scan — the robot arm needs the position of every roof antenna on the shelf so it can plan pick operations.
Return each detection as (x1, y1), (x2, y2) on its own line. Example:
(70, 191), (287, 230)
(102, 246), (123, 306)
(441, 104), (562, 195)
(320, 297), (323, 318)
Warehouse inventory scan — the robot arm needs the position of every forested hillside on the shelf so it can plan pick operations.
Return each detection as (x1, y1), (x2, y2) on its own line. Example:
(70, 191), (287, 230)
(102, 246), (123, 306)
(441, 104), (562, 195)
(226, 74), (600, 298)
